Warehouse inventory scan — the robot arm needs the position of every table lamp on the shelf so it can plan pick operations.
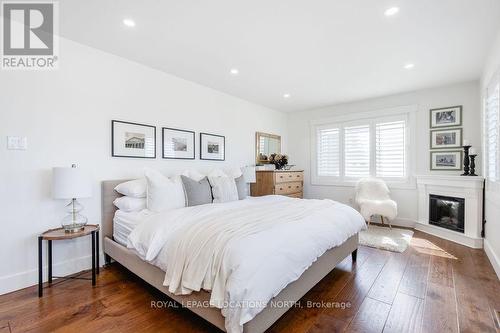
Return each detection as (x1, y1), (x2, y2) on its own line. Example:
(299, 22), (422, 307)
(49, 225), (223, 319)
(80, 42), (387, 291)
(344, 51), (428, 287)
(52, 164), (92, 232)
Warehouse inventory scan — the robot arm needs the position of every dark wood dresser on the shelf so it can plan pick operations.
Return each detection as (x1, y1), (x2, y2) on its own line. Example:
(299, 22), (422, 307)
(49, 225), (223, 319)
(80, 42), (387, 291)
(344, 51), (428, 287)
(250, 170), (304, 198)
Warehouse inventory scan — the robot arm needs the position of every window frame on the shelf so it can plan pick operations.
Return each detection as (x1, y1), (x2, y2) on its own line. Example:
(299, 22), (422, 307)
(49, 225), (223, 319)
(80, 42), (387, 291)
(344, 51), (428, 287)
(483, 70), (500, 191)
(310, 105), (416, 189)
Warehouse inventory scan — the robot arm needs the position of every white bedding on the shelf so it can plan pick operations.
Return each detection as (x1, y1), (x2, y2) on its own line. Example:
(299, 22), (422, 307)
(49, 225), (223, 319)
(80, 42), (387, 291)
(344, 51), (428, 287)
(113, 209), (152, 246)
(127, 196), (365, 333)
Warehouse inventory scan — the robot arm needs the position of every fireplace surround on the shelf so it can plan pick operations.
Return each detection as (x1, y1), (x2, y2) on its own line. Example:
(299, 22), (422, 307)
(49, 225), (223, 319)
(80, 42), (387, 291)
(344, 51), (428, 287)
(417, 175), (484, 248)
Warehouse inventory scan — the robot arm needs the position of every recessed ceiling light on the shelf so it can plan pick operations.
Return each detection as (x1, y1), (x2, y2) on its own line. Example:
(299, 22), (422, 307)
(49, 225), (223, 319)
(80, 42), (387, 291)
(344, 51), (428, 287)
(230, 68), (239, 75)
(123, 19), (136, 27)
(283, 93), (291, 99)
(404, 63), (415, 69)
(384, 7), (400, 16)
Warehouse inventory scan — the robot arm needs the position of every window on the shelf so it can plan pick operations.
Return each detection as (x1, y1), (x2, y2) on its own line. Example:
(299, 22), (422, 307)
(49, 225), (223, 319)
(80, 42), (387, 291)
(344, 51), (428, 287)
(344, 125), (370, 177)
(312, 107), (414, 187)
(376, 120), (406, 178)
(485, 72), (500, 183)
(317, 127), (340, 176)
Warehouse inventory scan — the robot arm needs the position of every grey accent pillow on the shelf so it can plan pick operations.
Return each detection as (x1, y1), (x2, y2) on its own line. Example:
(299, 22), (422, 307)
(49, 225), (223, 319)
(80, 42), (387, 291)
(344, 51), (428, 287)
(181, 175), (213, 206)
(235, 175), (247, 200)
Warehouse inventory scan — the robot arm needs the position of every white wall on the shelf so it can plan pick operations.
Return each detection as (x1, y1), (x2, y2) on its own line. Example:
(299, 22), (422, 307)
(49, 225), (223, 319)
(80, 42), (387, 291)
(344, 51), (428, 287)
(0, 38), (288, 294)
(287, 81), (481, 225)
(481, 30), (500, 278)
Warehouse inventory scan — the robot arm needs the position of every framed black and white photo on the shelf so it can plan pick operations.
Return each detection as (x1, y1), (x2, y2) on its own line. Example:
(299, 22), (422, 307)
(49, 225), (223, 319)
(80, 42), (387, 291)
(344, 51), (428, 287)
(112, 120), (156, 158)
(200, 132), (225, 161)
(162, 127), (195, 159)
(430, 128), (462, 149)
(430, 106), (462, 128)
(430, 150), (462, 171)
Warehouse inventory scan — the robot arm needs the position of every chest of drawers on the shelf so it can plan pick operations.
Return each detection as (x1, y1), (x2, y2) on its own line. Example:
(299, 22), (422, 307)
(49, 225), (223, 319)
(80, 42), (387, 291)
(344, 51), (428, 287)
(250, 170), (304, 198)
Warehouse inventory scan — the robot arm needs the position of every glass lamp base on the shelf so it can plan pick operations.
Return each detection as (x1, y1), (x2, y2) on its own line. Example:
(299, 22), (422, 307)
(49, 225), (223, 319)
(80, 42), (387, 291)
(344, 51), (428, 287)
(63, 224), (86, 233)
(62, 199), (88, 232)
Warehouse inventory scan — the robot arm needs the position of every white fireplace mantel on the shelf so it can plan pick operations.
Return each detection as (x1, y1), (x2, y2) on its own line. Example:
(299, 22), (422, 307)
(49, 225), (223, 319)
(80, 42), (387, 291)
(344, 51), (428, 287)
(416, 175), (484, 248)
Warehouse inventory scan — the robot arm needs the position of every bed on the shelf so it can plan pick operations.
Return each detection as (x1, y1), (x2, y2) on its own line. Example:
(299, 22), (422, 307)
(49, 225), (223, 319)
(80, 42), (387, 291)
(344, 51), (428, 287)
(101, 180), (363, 333)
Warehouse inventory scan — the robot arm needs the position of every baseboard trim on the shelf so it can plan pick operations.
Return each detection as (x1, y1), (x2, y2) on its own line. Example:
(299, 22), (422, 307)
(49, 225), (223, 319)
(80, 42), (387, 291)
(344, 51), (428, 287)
(484, 239), (500, 279)
(369, 216), (416, 228)
(391, 217), (416, 228)
(415, 222), (483, 248)
(0, 253), (105, 296)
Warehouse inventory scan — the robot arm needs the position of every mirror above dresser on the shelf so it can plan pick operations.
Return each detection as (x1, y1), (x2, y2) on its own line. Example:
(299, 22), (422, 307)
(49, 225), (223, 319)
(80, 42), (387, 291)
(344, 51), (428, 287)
(255, 132), (281, 164)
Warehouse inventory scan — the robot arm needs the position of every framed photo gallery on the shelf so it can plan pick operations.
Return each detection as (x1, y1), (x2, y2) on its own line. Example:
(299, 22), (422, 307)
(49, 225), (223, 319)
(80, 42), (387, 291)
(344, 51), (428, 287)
(111, 120), (225, 161)
(428, 106), (463, 171)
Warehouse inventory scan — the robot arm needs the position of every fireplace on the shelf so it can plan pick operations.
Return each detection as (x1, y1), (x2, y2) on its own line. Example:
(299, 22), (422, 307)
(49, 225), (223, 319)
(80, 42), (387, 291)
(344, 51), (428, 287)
(429, 194), (465, 233)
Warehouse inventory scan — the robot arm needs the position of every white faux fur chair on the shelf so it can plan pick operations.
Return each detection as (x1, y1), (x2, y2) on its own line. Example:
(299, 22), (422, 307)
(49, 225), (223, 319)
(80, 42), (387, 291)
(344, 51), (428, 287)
(355, 177), (397, 228)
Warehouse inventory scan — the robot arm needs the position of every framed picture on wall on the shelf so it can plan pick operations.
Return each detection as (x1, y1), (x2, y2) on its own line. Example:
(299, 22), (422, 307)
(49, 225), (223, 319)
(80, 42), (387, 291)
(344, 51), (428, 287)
(162, 127), (195, 159)
(430, 106), (462, 128)
(200, 132), (225, 161)
(112, 120), (156, 158)
(430, 128), (462, 149)
(430, 150), (463, 171)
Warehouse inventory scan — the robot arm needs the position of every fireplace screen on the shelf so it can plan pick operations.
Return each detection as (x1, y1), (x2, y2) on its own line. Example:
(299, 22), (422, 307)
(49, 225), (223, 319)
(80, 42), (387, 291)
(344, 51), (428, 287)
(429, 194), (465, 233)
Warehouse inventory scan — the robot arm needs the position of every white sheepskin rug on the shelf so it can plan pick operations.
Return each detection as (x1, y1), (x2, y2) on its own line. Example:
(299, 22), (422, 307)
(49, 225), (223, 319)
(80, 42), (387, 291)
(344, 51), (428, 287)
(359, 225), (414, 253)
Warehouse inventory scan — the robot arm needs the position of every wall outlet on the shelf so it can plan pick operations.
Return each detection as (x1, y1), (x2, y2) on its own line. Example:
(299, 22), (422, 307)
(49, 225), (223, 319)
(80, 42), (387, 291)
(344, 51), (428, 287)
(7, 136), (27, 150)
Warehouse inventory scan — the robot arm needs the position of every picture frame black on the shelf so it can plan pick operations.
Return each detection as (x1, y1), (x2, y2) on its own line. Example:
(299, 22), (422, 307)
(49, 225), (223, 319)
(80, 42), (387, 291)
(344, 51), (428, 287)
(430, 128), (463, 150)
(162, 127), (195, 160)
(429, 106), (462, 128)
(200, 132), (225, 161)
(111, 120), (156, 159)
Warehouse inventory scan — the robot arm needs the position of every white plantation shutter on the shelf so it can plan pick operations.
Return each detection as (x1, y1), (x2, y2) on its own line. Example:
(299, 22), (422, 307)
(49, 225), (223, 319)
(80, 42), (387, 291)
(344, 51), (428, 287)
(376, 120), (406, 178)
(344, 125), (370, 177)
(317, 127), (340, 176)
(485, 76), (500, 182)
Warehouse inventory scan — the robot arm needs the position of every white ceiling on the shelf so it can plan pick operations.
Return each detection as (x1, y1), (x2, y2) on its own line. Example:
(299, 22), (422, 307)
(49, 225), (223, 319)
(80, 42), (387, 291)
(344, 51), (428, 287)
(59, 0), (500, 112)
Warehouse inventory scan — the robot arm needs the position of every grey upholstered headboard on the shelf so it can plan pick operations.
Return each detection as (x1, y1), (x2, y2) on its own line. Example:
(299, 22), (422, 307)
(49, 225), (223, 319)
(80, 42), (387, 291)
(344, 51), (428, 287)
(101, 180), (131, 239)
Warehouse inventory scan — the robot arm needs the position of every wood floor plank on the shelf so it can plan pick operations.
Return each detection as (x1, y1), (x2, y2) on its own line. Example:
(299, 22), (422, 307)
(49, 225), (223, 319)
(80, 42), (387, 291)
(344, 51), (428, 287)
(345, 297), (390, 333)
(469, 247), (500, 327)
(383, 292), (424, 333)
(398, 247), (430, 299)
(439, 240), (498, 333)
(320, 250), (389, 326)
(368, 249), (410, 304)
(422, 282), (458, 333)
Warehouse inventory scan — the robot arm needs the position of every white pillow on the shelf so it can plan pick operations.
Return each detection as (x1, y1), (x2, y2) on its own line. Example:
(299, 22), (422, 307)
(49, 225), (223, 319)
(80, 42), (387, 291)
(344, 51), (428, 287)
(208, 169), (227, 178)
(208, 176), (238, 203)
(145, 168), (185, 212)
(113, 196), (146, 212)
(115, 179), (147, 198)
(225, 167), (243, 179)
(181, 169), (205, 182)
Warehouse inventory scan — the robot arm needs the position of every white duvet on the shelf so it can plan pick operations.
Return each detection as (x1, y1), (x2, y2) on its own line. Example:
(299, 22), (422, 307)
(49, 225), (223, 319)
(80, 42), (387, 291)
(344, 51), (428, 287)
(127, 195), (365, 333)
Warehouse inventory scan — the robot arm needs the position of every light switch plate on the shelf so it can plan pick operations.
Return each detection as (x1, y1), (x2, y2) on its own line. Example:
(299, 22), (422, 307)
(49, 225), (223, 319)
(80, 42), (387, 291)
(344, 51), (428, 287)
(7, 136), (27, 150)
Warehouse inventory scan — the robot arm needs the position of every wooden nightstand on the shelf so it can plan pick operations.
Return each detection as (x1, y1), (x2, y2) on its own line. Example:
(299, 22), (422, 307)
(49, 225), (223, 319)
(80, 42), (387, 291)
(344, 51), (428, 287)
(38, 224), (100, 297)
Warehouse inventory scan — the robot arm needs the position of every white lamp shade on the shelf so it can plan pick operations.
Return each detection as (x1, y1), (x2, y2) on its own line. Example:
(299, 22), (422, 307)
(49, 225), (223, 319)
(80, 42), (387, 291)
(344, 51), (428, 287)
(243, 166), (256, 183)
(52, 166), (92, 199)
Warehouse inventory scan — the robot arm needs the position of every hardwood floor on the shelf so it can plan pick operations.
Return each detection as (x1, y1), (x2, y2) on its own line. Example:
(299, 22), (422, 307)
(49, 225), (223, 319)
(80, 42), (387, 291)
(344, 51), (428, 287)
(0, 230), (498, 332)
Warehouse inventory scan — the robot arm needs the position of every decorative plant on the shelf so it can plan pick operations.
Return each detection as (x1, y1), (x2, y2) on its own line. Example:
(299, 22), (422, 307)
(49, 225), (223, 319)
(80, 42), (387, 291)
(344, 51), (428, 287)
(268, 153), (288, 170)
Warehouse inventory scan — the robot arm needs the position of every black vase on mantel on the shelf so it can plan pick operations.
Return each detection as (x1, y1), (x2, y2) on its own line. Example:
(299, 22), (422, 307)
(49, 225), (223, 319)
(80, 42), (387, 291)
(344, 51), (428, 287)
(469, 154), (478, 176)
(461, 145), (471, 176)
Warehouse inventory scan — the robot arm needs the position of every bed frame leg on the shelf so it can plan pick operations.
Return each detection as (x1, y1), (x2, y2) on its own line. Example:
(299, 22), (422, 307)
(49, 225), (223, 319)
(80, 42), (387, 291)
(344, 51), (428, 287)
(104, 253), (112, 266)
(351, 249), (357, 262)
